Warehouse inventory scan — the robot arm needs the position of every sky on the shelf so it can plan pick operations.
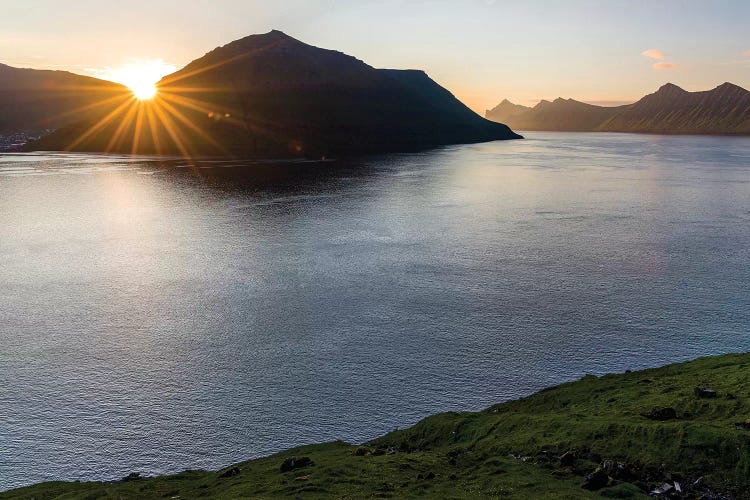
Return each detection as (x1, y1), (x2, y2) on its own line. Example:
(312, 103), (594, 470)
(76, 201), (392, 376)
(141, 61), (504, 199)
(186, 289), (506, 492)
(2, 0), (749, 112)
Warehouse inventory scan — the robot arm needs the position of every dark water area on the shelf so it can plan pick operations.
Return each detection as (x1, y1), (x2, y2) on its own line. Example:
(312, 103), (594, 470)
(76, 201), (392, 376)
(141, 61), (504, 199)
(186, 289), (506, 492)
(1, 132), (750, 490)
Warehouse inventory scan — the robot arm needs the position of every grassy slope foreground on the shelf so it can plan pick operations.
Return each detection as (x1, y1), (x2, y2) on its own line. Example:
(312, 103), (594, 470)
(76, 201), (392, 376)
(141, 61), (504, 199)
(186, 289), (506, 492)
(4, 353), (750, 499)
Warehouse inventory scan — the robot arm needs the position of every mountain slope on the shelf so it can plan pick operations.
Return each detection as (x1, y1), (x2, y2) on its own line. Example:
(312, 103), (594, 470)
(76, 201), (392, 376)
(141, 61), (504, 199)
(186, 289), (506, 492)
(485, 99), (531, 123)
(4, 353), (750, 499)
(486, 97), (627, 131)
(598, 82), (750, 134)
(486, 83), (750, 135)
(26, 31), (521, 156)
(0, 63), (130, 133)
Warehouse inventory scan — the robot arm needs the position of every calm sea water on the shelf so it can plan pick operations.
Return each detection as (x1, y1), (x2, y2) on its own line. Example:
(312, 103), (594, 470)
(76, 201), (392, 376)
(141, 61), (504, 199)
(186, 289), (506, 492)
(1, 132), (750, 490)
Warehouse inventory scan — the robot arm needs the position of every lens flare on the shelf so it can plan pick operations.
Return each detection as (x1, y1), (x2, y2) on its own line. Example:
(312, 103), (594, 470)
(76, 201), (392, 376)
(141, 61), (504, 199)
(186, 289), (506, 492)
(92, 59), (177, 100)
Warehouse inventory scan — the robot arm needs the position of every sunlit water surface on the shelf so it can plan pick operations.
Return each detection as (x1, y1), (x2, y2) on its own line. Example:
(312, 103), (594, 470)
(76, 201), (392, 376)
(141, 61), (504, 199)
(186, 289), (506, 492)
(2, 132), (750, 490)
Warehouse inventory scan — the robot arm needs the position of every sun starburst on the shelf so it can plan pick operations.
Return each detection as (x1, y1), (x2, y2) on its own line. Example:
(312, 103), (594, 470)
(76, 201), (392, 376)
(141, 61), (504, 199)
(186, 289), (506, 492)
(92, 59), (177, 100)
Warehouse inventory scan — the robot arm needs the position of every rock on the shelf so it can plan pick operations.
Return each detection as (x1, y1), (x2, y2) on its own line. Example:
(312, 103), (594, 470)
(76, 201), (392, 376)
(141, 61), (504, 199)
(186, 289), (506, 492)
(734, 420), (750, 430)
(121, 472), (142, 482)
(582, 467), (610, 490)
(218, 466), (241, 478)
(643, 407), (677, 421)
(294, 475), (311, 481)
(352, 446), (371, 456)
(280, 456), (314, 473)
(560, 451), (577, 467)
(650, 482), (673, 495)
(694, 387), (718, 398)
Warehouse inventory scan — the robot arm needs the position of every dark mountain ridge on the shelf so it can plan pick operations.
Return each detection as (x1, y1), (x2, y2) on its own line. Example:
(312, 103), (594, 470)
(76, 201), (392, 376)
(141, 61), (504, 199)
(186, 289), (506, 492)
(484, 99), (531, 123)
(598, 82), (750, 134)
(0, 63), (129, 134)
(487, 97), (627, 132)
(487, 82), (750, 135)
(25, 31), (521, 156)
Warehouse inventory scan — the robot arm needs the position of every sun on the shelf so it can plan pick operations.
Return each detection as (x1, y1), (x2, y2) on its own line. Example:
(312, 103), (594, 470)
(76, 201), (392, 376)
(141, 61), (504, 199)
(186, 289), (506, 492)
(128, 79), (158, 100)
(93, 59), (177, 100)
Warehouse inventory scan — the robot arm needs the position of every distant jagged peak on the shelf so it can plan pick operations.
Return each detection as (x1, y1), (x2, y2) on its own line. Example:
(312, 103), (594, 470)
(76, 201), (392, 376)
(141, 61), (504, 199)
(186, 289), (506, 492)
(485, 98), (531, 119)
(492, 98), (526, 108)
(711, 81), (749, 95)
(643, 81), (750, 102)
(535, 97), (573, 108)
(654, 82), (688, 94)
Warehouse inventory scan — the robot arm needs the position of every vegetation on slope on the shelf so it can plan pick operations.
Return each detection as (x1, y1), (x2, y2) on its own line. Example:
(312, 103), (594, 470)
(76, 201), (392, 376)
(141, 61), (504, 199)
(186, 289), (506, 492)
(4, 353), (750, 499)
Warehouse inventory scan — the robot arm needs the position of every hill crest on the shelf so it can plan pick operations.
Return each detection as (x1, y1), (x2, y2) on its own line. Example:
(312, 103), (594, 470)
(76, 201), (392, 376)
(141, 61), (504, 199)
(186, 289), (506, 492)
(487, 82), (750, 134)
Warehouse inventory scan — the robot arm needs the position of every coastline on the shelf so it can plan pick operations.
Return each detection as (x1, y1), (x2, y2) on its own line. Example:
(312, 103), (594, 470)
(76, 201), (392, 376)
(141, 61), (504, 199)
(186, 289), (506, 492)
(4, 352), (749, 499)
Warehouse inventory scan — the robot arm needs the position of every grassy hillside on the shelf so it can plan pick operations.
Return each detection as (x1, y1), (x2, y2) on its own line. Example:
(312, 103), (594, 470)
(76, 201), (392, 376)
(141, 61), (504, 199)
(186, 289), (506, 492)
(4, 353), (750, 499)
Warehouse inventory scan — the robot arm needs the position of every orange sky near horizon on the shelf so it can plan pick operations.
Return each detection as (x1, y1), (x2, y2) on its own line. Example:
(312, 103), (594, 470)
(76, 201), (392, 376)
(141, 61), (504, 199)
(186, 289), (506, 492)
(2, 1), (749, 114)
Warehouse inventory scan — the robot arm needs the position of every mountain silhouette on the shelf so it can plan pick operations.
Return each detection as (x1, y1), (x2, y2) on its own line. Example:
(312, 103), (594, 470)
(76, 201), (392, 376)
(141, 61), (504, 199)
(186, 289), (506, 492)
(487, 83), (750, 135)
(487, 98), (626, 132)
(26, 31), (520, 156)
(484, 99), (531, 123)
(598, 82), (750, 134)
(0, 63), (129, 134)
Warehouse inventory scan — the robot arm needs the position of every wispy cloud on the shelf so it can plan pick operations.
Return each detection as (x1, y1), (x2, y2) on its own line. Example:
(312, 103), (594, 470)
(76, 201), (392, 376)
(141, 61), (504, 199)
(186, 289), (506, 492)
(642, 49), (665, 60)
(653, 62), (679, 70)
(642, 49), (678, 70)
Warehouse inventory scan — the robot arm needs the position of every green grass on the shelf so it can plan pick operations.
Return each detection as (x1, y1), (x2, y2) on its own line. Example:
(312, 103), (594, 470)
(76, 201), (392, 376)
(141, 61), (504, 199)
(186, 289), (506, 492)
(4, 353), (750, 499)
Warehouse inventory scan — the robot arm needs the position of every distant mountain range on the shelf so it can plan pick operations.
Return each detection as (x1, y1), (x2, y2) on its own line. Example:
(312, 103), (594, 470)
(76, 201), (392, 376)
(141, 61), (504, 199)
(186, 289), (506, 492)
(486, 83), (750, 135)
(13, 30), (520, 156)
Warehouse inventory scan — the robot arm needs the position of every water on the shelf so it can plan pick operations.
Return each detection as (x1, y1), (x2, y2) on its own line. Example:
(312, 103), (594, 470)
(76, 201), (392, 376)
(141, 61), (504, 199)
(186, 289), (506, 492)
(1, 132), (749, 490)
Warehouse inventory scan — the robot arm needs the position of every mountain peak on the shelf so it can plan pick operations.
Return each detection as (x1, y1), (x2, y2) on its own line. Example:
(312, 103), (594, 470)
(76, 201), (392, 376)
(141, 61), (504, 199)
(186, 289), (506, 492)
(712, 82), (749, 95)
(656, 83), (686, 93)
(29, 31), (520, 154)
(225, 29), (304, 49)
(488, 82), (750, 134)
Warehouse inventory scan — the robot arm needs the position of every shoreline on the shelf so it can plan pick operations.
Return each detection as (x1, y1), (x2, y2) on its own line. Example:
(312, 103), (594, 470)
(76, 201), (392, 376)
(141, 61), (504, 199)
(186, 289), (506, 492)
(3, 352), (749, 499)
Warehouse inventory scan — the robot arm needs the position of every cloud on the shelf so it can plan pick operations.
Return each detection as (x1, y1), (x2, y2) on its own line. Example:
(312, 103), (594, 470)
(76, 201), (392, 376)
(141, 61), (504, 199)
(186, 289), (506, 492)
(642, 49), (665, 60)
(744, 49), (750, 57)
(652, 62), (679, 70)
